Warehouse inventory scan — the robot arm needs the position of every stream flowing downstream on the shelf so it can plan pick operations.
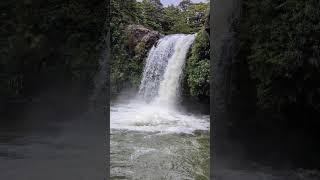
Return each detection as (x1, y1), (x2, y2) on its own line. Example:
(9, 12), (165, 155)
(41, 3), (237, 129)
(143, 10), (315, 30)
(110, 34), (210, 179)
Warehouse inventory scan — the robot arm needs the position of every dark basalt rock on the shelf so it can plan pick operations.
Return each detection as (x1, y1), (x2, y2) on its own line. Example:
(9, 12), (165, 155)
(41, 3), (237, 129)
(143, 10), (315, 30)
(125, 25), (162, 60)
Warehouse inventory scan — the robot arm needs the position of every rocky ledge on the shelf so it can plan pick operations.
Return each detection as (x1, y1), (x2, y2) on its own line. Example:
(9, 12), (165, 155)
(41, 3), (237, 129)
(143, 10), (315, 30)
(125, 25), (162, 60)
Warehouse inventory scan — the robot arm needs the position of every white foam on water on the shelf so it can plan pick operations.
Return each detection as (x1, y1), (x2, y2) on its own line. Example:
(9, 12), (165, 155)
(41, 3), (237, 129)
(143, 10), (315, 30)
(110, 100), (209, 134)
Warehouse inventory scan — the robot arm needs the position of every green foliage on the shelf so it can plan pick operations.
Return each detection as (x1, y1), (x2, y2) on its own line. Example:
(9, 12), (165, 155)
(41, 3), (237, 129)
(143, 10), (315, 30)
(110, 0), (209, 95)
(240, 0), (320, 113)
(163, 2), (208, 34)
(110, 0), (144, 93)
(137, 0), (164, 31)
(0, 0), (105, 99)
(186, 30), (210, 97)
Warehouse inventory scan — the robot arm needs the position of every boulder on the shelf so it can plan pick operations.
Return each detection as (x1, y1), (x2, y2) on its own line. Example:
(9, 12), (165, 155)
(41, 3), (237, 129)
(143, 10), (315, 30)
(125, 25), (162, 59)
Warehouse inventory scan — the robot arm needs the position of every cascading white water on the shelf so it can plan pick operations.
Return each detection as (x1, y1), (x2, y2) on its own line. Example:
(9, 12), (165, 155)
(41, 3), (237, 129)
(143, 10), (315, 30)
(138, 35), (179, 101)
(155, 34), (195, 107)
(139, 34), (195, 108)
(111, 34), (208, 134)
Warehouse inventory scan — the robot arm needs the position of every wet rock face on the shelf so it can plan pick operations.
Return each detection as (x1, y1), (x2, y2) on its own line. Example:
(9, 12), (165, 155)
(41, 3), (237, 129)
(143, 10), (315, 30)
(125, 25), (162, 59)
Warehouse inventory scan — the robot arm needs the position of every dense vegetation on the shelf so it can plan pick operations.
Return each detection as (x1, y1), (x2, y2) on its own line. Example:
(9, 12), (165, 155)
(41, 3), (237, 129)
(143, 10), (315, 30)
(111, 0), (210, 99)
(185, 30), (210, 98)
(238, 0), (320, 128)
(230, 0), (320, 166)
(242, 0), (320, 116)
(0, 0), (106, 116)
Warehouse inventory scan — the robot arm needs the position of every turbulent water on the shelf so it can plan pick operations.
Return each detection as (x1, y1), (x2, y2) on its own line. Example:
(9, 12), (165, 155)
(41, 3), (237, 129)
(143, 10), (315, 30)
(110, 34), (211, 179)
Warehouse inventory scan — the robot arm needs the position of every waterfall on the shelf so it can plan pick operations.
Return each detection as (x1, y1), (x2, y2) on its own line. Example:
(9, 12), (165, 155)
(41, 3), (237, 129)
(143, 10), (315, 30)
(111, 33), (208, 134)
(111, 34), (209, 180)
(138, 34), (195, 108)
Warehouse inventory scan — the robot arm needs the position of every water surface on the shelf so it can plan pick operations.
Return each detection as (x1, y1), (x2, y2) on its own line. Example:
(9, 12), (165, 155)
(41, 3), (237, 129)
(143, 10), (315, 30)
(110, 100), (210, 179)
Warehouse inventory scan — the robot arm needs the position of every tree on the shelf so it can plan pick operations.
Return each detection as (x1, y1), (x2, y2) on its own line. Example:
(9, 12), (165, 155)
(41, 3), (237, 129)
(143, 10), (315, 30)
(179, 0), (191, 11)
(148, 0), (163, 9)
(138, 0), (164, 31)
